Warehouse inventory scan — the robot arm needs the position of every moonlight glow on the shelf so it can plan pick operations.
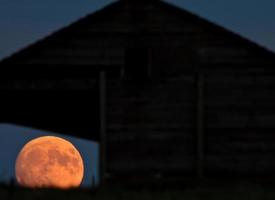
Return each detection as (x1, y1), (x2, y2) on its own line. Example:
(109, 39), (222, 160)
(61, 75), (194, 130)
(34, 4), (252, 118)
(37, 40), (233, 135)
(15, 136), (84, 189)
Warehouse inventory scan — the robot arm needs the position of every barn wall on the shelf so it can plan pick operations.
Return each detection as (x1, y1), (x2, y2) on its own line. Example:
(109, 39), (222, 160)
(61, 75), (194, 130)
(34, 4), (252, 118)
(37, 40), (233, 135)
(1, 0), (275, 181)
(205, 73), (275, 177)
(106, 74), (196, 177)
(102, 2), (275, 179)
(0, 67), (100, 140)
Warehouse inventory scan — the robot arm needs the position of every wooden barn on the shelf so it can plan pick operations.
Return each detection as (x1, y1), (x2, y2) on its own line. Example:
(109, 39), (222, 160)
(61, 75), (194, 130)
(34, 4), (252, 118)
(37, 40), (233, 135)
(1, 0), (275, 183)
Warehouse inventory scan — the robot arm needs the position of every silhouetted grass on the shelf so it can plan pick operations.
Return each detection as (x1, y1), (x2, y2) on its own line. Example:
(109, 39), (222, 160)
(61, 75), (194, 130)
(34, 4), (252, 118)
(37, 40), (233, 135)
(1, 181), (275, 200)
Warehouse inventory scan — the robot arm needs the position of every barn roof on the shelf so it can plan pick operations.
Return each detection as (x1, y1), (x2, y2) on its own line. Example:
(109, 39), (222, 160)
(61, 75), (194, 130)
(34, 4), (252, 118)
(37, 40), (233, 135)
(1, 0), (275, 65)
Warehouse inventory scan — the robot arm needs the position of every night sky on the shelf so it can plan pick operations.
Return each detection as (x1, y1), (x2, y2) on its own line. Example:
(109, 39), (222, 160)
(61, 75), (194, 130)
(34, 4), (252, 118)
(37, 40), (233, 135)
(0, 0), (275, 59)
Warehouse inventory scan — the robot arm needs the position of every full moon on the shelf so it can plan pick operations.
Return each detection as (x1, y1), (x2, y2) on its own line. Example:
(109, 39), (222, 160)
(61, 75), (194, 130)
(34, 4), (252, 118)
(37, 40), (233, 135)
(15, 136), (84, 189)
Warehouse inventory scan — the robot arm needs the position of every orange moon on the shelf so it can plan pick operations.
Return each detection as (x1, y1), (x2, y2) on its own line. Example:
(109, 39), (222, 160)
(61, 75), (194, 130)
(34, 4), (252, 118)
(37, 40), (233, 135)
(15, 136), (84, 189)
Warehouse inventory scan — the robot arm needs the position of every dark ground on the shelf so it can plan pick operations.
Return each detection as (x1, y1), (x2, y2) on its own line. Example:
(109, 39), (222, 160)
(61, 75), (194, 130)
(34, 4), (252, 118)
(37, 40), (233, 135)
(1, 181), (275, 200)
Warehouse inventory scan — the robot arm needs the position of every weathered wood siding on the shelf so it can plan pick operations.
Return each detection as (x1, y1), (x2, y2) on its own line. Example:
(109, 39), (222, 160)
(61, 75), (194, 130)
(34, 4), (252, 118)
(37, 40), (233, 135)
(0, 67), (100, 139)
(205, 74), (275, 177)
(106, 75), (196, 176)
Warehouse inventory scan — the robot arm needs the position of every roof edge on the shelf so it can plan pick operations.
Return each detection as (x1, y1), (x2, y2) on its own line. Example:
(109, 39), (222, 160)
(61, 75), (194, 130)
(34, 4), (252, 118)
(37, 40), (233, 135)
(0, 0), (121, 64)
(1, 0), (275, 64)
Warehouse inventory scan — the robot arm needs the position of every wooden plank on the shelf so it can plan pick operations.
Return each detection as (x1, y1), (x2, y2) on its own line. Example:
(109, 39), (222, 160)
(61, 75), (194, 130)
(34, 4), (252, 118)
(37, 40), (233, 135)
(196, 71), (205, 179)
(99, 71), (107, 183)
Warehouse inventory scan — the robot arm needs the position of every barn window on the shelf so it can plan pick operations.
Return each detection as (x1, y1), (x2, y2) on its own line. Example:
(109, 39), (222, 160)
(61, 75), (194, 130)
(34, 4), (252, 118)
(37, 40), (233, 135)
(123, 48), (150, 79)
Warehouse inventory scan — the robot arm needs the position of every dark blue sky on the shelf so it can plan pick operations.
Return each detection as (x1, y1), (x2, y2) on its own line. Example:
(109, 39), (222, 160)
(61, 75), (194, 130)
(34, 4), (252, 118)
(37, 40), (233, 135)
(0, 0), (275, 59)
